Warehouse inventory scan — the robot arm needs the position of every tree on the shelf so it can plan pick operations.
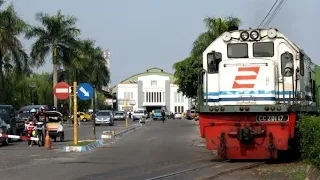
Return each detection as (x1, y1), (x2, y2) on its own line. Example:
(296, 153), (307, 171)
(173, 16), (241, 98)
(25, 10), (81, 108)
(0, 0), (29, 103)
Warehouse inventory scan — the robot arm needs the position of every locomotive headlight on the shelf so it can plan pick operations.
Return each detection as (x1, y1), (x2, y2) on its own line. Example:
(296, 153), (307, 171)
(222, 32), (232, 42)
(250, 30), (259, 40)
(283, 68), (293, 77)
(267, 28), (277, 38)
(240, 31), (249, 41)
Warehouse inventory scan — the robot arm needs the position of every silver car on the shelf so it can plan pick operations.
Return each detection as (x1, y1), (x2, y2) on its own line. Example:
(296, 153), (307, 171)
(95, 110), (114, 126)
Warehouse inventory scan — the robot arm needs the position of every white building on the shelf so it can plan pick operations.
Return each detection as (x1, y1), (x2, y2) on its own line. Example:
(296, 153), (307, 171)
(111, 68), (191, 113)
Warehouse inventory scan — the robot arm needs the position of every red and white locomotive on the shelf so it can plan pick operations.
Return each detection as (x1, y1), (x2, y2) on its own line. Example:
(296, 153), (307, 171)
(198, 28), (318, 159)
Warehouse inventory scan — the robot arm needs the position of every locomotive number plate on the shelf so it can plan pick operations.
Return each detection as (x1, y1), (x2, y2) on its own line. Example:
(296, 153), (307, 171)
(256, 115), (289, 122)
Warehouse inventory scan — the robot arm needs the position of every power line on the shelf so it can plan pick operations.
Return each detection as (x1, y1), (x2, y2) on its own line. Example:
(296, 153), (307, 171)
(263, 0), (288, 28)
(257, 0), (280, 28)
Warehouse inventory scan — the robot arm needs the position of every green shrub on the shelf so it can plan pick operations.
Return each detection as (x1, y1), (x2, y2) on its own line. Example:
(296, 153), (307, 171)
(298, 115), (320, 169)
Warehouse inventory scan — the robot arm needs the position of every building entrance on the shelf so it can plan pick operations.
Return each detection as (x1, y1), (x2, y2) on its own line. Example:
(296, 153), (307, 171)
(146, 106), (162, 113)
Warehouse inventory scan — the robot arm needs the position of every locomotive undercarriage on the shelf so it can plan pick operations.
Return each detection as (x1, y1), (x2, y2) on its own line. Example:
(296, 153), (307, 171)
(198, 105), (316, 160)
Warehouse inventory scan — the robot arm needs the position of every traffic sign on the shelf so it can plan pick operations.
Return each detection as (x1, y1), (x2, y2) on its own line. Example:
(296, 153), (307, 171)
(54, 82), (70, 100)
(77, 83), (93, 100)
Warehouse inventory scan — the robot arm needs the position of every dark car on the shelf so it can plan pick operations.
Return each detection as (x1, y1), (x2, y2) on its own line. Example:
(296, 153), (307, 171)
(0, 105), (16, 136)
(0, 118), (10, 145)
(185, 110), (192, 120)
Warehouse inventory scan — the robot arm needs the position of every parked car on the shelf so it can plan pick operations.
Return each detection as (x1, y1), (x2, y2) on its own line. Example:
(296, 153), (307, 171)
(70, 112), (92, 122)
(0, 118), (10, 145)
(153, 109), (162, 120)
(114, 111), (126, 120)
(0, 105), (16, 136)
(174, 112), (182, 119)
(95, 110), (114, 126)
(132, 110), (145, 121)
(185, 110), (192, 120)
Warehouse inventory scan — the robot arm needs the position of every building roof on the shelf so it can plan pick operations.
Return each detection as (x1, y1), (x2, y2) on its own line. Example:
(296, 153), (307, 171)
(111, 67), (175, 93)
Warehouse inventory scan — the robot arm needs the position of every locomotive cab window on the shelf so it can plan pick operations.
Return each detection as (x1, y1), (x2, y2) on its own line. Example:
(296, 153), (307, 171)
(207, 52), (222, 74)
(227, 43), (248, 58)
(281, 52), (294, 77)
(253, 42), (274, 57)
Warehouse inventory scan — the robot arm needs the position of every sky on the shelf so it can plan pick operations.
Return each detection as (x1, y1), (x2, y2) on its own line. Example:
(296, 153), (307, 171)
(5, 0), (319, 86)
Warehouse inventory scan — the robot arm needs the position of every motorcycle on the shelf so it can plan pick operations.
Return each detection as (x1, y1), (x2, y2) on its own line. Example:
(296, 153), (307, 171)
(35, 122), (45, 146)
(25, 121), (36, 146)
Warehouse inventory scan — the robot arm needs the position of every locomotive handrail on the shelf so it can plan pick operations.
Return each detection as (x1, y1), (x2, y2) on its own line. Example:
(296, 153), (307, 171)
(198, 69), (208, 107)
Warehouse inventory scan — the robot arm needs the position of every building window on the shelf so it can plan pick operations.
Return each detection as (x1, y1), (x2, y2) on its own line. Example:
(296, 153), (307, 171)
(159, 92), (162, 103)
(174, 106), (184, 113)
(151, 80), (157, 86)
(174, 92), (185, 103)
(124, 92), (133, 100)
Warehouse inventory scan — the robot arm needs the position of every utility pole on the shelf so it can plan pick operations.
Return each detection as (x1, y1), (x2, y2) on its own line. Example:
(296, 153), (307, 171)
(92, 84), (96, 140)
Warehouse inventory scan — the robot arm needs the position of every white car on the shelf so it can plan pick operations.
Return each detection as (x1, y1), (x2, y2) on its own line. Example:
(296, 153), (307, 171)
(174, 112), (182, 119)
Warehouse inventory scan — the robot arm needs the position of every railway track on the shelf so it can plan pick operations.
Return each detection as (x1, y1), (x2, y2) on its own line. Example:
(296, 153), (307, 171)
(144, 161), (265, 180)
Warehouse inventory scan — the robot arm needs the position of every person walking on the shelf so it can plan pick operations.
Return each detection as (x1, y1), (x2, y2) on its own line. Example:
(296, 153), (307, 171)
(161, 110), (165, 123)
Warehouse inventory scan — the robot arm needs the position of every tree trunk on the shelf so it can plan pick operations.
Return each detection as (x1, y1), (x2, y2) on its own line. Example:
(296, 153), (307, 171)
(95, 88), (97, 109)
(0, 54), (4, 104)
(53, 46), (58, 108)
(53, 63), (58, 107)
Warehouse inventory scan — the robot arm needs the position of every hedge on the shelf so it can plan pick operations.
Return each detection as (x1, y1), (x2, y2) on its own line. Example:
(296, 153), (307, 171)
(298, 115), (320, 169)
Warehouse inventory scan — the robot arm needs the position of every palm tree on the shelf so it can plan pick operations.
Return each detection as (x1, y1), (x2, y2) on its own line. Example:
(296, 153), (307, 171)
(191, 16), (241, 58)
(173, 16), (241, 98)
(0, 0), (29, 103)
(25, 10), (81, 107)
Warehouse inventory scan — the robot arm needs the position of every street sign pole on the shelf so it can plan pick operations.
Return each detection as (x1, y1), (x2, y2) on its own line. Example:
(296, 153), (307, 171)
(92, 85), (96, 140)
(125, 99), (128, 128)
(73, 81), (78, 145)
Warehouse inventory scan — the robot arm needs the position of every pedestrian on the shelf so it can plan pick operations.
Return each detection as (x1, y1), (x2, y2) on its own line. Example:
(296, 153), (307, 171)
(128, 111), (132, 119)
(77, 113), (81, 126)
(161, 110), (165, 123)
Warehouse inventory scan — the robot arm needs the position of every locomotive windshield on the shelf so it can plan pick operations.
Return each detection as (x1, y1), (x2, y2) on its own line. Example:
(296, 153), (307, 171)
(253, 42), (274, 57)
(227, 43), (248, 58)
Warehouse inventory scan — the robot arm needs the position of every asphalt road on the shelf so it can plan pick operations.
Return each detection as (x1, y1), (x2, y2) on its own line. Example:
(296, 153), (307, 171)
(0, 119), (257, 180)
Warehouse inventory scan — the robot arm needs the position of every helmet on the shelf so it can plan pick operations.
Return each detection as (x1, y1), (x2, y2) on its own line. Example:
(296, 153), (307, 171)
(40, 106), (45, 110)
(30, 109), (36, 113)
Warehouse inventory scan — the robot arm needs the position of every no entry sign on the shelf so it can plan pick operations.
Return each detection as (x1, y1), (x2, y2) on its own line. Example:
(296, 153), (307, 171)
(54, 82), (70, 100)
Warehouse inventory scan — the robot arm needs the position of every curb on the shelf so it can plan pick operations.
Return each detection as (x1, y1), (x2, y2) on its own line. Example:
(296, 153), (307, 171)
(61, 139), (104, 152)
(114, 123), (142, 137)
(61, 121), (150, 153)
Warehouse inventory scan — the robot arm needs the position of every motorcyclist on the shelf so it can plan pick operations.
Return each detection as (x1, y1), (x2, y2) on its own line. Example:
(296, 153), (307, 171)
(29, 109), (38, 124)
(38, 106), (48, 123)
(27, 109), (37, 146)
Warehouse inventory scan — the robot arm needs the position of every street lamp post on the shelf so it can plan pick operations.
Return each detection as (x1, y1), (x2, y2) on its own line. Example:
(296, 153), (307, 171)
(29, 82), (36, 105)
(92, 84), (96, 140)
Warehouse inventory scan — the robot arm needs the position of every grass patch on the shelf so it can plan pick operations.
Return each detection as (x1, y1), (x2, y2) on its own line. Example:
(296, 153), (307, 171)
(255, 161), (308, 180)
(67, 140), (95, 146)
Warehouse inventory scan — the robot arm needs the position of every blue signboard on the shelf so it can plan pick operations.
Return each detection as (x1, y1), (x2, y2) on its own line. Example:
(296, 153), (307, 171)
(77, 83), (94, 100)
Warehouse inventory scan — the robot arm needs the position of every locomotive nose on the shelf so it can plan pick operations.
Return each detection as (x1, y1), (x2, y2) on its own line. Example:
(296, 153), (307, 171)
(218, 59), (276, 106)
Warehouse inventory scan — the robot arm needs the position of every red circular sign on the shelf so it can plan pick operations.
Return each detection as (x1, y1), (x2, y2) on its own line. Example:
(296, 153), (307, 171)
(54, 82), (70, 100)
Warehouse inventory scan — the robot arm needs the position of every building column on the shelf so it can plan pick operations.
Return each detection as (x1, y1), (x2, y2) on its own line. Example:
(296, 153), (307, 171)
(137, 80), (143, 108)
(165, 80), (170, 111)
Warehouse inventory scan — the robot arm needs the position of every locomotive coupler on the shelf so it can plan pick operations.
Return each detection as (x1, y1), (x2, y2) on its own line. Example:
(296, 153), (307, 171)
(236, 126), (266, 143)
